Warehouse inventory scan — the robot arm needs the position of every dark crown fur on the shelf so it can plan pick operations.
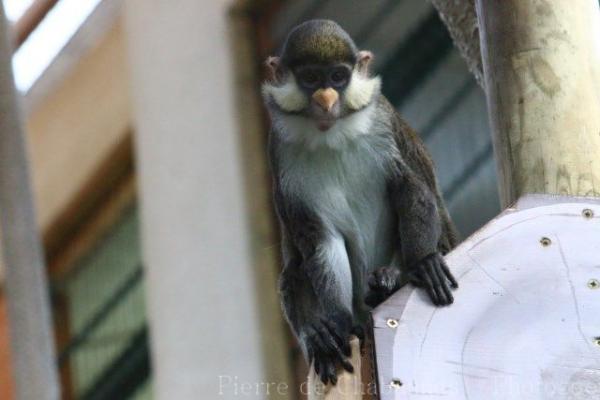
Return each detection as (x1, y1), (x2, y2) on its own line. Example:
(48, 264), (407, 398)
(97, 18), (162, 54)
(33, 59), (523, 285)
(279, 19), (358, 68)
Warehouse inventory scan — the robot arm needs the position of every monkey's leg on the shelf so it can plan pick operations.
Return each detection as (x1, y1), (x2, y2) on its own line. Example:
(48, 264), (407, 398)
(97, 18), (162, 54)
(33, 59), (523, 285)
(391, 170), (459, 306)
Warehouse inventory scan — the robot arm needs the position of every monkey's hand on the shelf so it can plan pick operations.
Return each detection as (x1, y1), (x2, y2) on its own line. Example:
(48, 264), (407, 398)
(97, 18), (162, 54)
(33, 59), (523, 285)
(407, 252), (458, 306)
(364, 266), (402, 308)
(303, 313), (355, 385)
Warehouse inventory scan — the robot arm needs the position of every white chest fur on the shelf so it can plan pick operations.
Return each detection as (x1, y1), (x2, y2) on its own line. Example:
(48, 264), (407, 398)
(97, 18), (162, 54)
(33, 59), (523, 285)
(277, 110), (398, 274)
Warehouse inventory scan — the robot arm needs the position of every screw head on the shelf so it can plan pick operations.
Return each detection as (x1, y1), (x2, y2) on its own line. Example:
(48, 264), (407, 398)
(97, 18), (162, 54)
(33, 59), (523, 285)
(540, 237), (552, 247)
(390, 379), (403, 388)
(588, 279), (600, 289)
(583, 209), (594, 219)
(386, 318), (399, 328)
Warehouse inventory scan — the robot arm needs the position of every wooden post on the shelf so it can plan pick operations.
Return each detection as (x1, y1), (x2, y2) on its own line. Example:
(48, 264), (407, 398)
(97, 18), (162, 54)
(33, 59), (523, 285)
(307, 338), (375, 400)
(0, 3), (60, 400)
(475, 0), (600, 206)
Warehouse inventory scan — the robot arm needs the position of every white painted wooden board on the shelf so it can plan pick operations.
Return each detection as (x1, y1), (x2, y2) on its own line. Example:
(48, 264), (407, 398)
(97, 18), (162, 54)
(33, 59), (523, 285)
(372, 195), (600, 399)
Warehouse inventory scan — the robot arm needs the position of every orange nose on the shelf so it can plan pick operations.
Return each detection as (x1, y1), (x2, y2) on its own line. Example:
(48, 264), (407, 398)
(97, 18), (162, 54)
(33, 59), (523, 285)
(312, 88), (339, 112)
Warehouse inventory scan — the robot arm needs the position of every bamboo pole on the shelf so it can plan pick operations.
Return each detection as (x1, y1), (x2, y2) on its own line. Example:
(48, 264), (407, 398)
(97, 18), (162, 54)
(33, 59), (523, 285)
(475, 0), (600, 206)
(0, 3), (60, 400)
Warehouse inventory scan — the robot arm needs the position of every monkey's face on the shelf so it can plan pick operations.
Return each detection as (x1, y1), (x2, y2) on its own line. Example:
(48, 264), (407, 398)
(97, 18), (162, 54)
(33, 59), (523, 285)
(263, 53), (381, 132)
(293, 63), (351, 131)
(262, 20), (381, 133)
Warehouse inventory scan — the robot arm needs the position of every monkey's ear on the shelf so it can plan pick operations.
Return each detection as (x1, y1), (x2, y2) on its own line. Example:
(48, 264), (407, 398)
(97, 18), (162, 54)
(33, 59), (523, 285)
(265, 56), (282, 83)
(357, 51), (373, 75)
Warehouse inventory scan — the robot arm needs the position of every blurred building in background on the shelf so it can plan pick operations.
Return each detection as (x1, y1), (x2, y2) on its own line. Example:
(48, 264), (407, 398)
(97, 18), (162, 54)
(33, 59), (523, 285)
(1, 0), (148, 398)
(0, 0), (499, 399)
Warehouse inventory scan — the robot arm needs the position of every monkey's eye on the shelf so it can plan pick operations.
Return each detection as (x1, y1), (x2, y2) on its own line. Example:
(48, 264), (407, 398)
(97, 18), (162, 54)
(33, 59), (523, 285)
(297, 70), (321, 89)
(330, 68), (350, 87)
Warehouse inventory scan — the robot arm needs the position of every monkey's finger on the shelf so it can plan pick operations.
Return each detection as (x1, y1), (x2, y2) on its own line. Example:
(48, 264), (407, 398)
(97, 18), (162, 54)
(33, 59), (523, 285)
(428, 259), (453, 305)
(316, 324), (349, 362)
(408, 268), (427, 288)
(307, 326), (331, 356)
(317, 356), (330, 385)
(426, 259), (450, 305)
(329, 370), (338, 386)
(435, 262), (455, 305)
(436, 277), (454, 306)
(323, 359), (337, 386)
(439, 257), (459, 288)
(329, 362), (339, 386)
(340, 356), (354, 373)
(420, 268), (440, 305)
(382, 267), (401, 290)
(351, 324), (365, 341)
(319, 362), (328, 385)
(312, 324), (336, 353)
(437, 274), (454, 305)
(322, 319), (351, 357)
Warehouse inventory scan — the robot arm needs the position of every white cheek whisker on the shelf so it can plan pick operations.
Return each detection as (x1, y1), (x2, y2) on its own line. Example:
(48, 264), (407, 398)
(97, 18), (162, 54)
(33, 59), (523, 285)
(344, 71), (381, 110)
(262, 75), (308, 112)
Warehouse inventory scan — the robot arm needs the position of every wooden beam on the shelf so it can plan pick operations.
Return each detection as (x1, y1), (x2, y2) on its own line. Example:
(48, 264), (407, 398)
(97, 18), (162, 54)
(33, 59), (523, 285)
(476, 0), (600, 206)
(0, 4), (60, 400)
(26, 19), (131, 230)
(307, 337), (377, 400)
(13, 0), (59, 49)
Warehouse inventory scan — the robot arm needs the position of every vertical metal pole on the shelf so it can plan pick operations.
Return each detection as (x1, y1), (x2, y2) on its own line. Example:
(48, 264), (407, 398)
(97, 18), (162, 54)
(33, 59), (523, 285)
(476, 0), (600, 206)
(0, 4), (60, 400)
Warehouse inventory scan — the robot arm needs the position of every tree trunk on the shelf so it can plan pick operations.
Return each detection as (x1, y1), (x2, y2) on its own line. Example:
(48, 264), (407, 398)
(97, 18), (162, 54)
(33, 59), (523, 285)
(429, 0), (483, 87)
(476, 0), (600, 206)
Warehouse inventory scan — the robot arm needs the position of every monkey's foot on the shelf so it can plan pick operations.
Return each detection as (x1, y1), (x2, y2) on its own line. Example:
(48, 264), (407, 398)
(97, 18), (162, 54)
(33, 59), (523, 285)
(364, 266), (402, 308)
(407, 252), (458, 306)
(304, 315), (354, 385)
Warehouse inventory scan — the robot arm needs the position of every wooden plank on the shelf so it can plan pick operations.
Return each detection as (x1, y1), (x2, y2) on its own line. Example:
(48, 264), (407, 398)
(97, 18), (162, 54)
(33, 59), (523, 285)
(476, 0), (600, 206)
(0, 4), (60, 399)
(372, 195), (600, 399)
(24, 0), (124, 110)
(12, 0), (59, 49)
(307, 337), (377, 400)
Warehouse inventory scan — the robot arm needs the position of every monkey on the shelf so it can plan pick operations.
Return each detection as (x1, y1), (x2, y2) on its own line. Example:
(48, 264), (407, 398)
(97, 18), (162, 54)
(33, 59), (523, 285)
(262, 20), (459, 385)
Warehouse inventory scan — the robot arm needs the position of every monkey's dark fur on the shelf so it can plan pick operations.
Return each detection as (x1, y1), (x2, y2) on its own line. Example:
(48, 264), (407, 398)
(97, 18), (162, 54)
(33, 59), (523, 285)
(263, 20), (459, 385)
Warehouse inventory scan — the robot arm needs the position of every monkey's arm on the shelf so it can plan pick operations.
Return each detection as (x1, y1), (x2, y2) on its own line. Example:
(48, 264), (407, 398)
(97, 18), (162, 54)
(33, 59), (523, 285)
(275, 189), (356, 385)
(389, 166), (458, 305)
